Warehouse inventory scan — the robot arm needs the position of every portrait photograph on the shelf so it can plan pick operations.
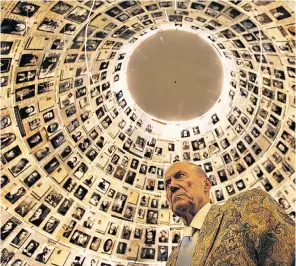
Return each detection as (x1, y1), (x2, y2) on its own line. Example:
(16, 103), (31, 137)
(74, 185), (88, 201)
(9, 158), (30, 177)
(123, 205), (135, 221)
(8, 258), (25, 266)
(38, 18), (60, 33)
(24, 171), (41, 188)
(137, 208), (145, 220)
(44, 157), (60, 174)
(0, 58), (12, 73)
(99, 199), (110, 212)
(63, 177), (77, 193)
(144, 229), (156, 245)
(111, 192), (127, 213)
(0, 174), (10, 189)
(70, 230), (91, 248)
(116, 242), (127, 255)
(51, 1), (72, 14)
(146, 210), (158, 225)
(5, 186), (26, 204)
(90, 236), (101, 252)
(125, 171), (136, 185)
(58, 146), (72, 162)
(65, 6), (93, 24)
(108, 223), (118, 236)
(0, 41), (13, 55)
(44, 190), (63, 208)
(3, 145), (22, 163)
(43, 216), (60, 234)
(1, 217), (20, 241)
(1, 18), (27, 35)
(50, 132), (65, 149)
(157, 246), (168, 261)
(10, 228), (30, 248)
(102, 238), (114, 254)
(35, 245), (54, 264)
(57, 198), (73, 216)
(134, 136), (146, 152)
(62, 220), (76, 238)
(29, 204), (50, 226)
(22, 239), (39, 257)
(133, 228), (142, 239)
(121, 225), (132, 240)
(83, 215), (95, 229)
(141, 247), (155, 259)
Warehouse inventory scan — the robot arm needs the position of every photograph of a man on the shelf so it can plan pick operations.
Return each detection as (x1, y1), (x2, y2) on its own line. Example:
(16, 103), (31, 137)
(165, 161), (295, 266)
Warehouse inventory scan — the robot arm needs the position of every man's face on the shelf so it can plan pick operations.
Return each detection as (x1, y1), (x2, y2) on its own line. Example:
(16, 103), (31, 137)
(4, 222), (13, 231)
(46, 219), (55, 230)
(147, 232), (153, 239)
(164, 162), (211, 220)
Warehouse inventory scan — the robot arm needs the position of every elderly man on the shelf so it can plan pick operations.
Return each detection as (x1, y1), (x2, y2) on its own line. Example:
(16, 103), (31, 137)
(165, 161), (295, 266)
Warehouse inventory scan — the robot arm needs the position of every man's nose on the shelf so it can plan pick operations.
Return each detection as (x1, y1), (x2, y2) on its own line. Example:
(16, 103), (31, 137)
(169, 180), (180, 193)
(170, 186), (179, 193)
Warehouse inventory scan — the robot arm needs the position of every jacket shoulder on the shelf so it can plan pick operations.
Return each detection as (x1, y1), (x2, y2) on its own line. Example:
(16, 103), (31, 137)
(221, 187), (294, 227)
(222, 187), (271, 208)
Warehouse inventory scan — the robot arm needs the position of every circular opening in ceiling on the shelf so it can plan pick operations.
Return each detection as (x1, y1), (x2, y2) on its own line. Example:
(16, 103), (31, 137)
(126, 29), (225, 122)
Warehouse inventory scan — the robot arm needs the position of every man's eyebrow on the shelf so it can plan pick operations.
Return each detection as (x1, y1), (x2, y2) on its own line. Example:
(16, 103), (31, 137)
(173, 170), (183, 178)
(165, 170), (183, 180)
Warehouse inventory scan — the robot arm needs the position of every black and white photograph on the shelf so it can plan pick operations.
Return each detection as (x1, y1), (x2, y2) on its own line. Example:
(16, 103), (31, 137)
(43, 216), (60, 234)
(74, 185), (88, 200)
(15, 197), (36, 217)
(102, 238), (114, 254)
(0, 58), (12, 73)
(1, 217), (20, 240)
(38, 18), (60, 33)
(24, 171), (41, 187)
(12, 2), (40, 17)
(22, 240), (39, 257)
(5, 186), (26, 204)
(57, 198), (73, 216)
(144, 229), (156, 244)
(35, 245), (54, 264)
(70, 230), (91, 248)
(51, 1), (72, 14)
(62, 220), (76, 238)
(111, 192), (127, 213)
(146, 210), (158, 224)
(66, 6), (92, 23)
(141, 248), (155, 259)
(1, 19), (27, 35)
(0, 41), (13, 55)
(29, 204), (50, 226)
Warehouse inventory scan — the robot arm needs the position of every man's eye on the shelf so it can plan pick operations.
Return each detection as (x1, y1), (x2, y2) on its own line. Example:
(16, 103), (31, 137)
(176, 173), (184, 179)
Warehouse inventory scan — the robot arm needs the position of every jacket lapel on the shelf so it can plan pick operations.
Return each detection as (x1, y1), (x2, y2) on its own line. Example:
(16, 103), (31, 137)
(168, 244), (181, 266)
(191, 204), (224, 266)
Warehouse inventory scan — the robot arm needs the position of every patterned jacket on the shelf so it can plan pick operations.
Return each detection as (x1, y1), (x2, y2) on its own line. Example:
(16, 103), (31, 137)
(166, 188), (295, 266)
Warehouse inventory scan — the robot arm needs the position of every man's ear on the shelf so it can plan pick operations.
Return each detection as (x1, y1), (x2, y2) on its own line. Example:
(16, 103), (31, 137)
(204, 177), (212, 192)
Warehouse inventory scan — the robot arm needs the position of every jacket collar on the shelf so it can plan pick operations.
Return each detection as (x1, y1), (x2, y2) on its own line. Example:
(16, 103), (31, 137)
(191, 204), (224, 266)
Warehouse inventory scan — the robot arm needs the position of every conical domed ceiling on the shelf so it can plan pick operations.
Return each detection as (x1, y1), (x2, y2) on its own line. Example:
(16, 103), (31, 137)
(0, 1), (295, 265)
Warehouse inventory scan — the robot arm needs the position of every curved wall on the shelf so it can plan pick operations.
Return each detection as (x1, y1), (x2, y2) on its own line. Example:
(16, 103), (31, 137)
(0, 1), (295, 266)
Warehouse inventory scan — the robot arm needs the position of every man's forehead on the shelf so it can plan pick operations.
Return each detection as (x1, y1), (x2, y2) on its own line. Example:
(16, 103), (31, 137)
(165, 162), (202, 178)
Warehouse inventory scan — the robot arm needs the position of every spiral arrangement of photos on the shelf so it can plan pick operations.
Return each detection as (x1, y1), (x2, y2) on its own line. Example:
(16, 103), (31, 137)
(0, 1), (295, 266)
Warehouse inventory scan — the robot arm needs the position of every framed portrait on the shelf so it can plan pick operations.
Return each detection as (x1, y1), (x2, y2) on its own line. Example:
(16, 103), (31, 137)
(22, 239), (39, 257)
(10, 228), (30, 248)
(29, 204), (50, 226)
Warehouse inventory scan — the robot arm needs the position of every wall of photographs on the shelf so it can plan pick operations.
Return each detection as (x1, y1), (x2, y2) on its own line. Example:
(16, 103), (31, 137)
(0, 1), (295, 265)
